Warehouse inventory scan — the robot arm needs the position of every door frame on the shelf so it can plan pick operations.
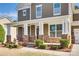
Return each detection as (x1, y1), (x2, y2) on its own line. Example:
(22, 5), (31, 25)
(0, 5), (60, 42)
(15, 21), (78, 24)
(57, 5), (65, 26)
(74, 29), (79, 44)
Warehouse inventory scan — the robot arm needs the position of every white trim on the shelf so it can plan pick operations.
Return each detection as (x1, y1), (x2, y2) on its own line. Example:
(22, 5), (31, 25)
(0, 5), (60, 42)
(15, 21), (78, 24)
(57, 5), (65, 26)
(55, 24), (57, 37)
(30, 25), (31, 36)
(30, 4), (31, 20)
(39, 22), (44, 35)
(24, 24), (28, 35)
(36, 4), (42, 18)
(22, 9), (26, 16)
(53, 3), (61, 16)
(49, 24), (62, 38)
(18, 7), (30, 10)
(35, 25), (37, 36)
(6, 25), (11, 35)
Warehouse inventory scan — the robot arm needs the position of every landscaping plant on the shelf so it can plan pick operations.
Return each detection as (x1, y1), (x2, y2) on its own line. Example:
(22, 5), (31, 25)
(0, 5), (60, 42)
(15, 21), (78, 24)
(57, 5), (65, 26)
(35, 39), (47, 49)
(35, 39), (44, 47)
(0, 25), (5, 43)
(51, 45), (60, 50)
(4, 42), (19, 49)
(60, 39), (70, 48)
(38, 44), (46, 49)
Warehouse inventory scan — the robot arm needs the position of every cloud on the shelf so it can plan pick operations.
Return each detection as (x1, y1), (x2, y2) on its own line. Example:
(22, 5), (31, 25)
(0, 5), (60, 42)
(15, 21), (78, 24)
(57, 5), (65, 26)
(0, 12), (17, 20)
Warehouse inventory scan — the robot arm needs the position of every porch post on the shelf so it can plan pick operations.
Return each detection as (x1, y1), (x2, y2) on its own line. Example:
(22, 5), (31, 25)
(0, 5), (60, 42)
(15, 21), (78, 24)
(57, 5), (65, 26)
(23, 23), (28, 45)
(62, 19), (69, 39)
(6, 24), (11, 43)
(39, 22), (44, 39)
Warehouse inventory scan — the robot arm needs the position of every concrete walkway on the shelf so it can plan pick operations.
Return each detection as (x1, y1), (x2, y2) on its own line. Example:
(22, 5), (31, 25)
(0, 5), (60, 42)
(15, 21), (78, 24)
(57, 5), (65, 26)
(21, 47), (71, 56)
(0, 44), (79, 56)
(70, 44), (79, 56)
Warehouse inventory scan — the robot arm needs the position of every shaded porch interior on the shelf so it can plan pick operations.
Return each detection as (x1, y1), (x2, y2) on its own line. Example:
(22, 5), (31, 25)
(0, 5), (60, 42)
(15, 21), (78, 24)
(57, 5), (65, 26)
(17, 24), (49, 42)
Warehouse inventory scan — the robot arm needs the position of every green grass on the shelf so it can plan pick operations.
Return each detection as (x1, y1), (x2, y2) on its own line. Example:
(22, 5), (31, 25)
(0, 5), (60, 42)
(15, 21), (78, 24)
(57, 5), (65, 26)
(0, 25), (5, 42)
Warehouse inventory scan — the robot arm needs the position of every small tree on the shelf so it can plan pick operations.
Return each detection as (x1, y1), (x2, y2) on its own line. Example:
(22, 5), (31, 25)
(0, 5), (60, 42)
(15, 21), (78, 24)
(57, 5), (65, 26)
(0, 25), (5, 43)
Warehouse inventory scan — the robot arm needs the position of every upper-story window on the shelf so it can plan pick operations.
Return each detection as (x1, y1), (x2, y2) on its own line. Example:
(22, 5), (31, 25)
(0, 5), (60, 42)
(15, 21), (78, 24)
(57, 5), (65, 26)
(22, 9), (26, 16)
(74, 3), (79, 9)
(53, 3), (61, 16)
(36, 4), (42, 18)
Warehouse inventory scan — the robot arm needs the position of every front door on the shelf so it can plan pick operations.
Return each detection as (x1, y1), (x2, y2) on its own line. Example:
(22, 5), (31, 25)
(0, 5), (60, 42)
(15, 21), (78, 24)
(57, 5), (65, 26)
(74, 29), (79, 44)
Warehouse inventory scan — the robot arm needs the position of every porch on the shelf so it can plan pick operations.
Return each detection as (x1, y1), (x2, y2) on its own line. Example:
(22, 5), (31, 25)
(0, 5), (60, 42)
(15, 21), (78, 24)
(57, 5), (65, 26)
(5, 15), (72, 46)
(17, 23), (49, 43)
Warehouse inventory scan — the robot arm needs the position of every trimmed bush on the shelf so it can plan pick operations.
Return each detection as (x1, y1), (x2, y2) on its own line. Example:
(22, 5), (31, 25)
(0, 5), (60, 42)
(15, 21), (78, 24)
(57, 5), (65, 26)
(35, 39), (44, 47)
(60, 39), (70, 48)
(38, 44), (46, 49)
(5, 43), (19, 49)
(51, 45), (60, 50)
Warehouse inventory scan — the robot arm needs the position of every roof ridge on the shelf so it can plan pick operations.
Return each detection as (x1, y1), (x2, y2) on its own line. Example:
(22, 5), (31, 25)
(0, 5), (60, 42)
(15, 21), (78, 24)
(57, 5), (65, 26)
(0, 16), (13, 22)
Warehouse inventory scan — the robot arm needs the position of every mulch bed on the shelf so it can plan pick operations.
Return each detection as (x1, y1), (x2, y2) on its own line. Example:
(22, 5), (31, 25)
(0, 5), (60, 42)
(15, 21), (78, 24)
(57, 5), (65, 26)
(34, 44), (73, 52)
(52, 44), (73, 52)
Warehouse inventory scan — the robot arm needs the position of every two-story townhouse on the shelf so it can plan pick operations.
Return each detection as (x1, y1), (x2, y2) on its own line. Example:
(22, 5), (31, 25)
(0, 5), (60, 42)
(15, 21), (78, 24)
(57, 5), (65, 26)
(5, 3), (79, 45)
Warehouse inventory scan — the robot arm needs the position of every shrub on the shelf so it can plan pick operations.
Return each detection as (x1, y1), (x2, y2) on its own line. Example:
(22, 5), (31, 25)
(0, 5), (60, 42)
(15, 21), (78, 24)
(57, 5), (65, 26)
(0, 25), (5, 43)
(6, 44), (13, 49)
(38, 44), (46, 49)
(35, 39), (44, 47)
(5, 43), (19, 49)
(60, 39), (70, 48)
(51, 45), (60, 50)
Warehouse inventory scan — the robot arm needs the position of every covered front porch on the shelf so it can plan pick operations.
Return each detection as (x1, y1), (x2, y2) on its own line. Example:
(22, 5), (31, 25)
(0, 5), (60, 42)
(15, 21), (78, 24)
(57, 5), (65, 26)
(5, 15), (72, 46)
(17, 22), (49, 43)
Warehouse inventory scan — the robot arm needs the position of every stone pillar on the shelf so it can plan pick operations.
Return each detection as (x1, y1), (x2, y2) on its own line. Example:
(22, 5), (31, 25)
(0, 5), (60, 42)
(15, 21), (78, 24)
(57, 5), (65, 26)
(39, 22), (44, 39)
(23, 24), (28, 46)
(6, 24), (11, 43)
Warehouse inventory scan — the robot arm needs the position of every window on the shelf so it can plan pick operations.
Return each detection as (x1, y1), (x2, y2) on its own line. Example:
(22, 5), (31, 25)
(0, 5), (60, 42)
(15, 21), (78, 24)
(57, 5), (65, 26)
(57, 24), (62, 37)
(36, 4), (42, 18)
(50, 25), (55, 37)
(53, 3), (61, 15)
(75, 3), (79, 9)
(50, 24), (62, 37)
(23, 10), (26, 16)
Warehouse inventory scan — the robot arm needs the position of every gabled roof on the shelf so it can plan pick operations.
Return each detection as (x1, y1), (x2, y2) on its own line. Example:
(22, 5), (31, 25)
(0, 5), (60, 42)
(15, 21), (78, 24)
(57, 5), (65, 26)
(0, 16), (13, 22)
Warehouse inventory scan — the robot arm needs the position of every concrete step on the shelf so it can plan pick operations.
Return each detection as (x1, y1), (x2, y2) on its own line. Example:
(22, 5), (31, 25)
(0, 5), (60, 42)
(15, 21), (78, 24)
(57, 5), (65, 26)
(27, 42), (35, 47)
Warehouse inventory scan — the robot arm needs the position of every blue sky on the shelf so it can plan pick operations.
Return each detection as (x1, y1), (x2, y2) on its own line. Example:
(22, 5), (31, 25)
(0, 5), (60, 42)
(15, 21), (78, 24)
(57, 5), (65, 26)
(0, 3), (17, 20)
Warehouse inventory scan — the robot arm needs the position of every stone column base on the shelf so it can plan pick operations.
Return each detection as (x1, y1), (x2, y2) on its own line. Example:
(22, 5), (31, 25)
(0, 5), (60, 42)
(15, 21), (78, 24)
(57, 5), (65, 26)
(6, 35), (11, 43)
(39, 35), (44, 40)
(29, 36), (37, 42)
(62, 34), (71, 40)
(22, 35), (28, 46)
(62, 34), (72, 48)
(38, 35), (49, 42)
(62, 34), (68, 39)
(43, 35), (49, 42)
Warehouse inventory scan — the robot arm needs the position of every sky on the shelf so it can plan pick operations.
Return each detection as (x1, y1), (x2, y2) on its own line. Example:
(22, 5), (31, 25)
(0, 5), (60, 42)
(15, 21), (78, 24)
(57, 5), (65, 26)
(0, 3), (17, 20)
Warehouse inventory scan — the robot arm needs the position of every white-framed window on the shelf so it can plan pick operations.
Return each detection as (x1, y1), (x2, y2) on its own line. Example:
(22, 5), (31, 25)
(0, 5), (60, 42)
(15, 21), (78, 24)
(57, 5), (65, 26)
(50, 24), (62, 37)
(22, 9), (26, 16)
(53, 3), (61, 16)
(36, 4), (42, 18)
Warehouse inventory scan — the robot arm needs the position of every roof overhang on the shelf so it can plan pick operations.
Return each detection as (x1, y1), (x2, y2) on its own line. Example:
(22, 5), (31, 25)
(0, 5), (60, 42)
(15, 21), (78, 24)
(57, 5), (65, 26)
(10, 15), (71, 27)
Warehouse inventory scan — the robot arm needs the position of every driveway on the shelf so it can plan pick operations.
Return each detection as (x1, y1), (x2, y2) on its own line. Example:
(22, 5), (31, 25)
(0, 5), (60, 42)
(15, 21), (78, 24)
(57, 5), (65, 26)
(70, 44), (79, 56)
